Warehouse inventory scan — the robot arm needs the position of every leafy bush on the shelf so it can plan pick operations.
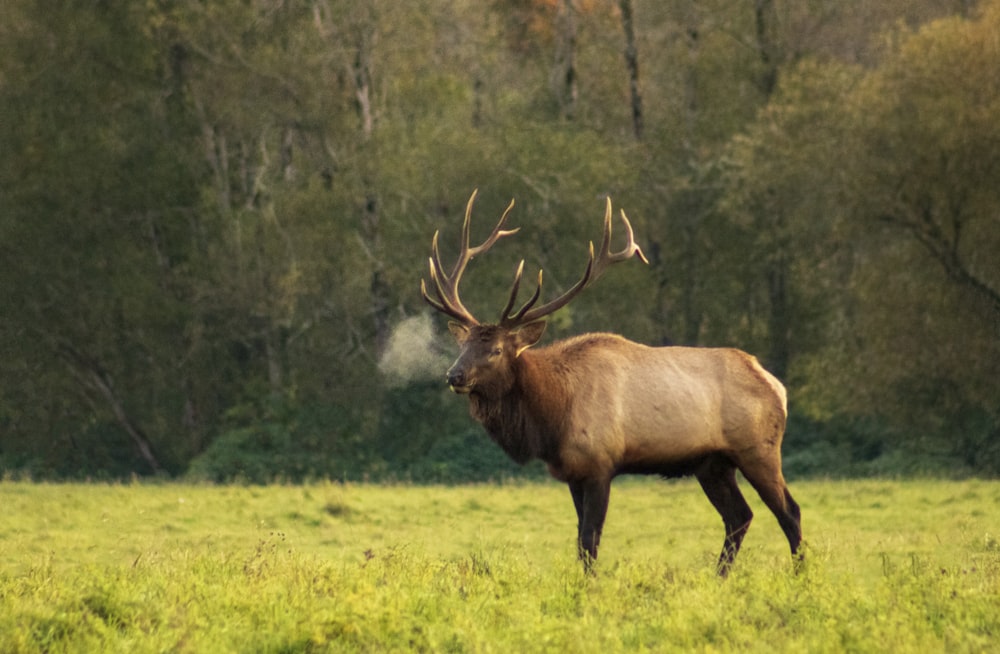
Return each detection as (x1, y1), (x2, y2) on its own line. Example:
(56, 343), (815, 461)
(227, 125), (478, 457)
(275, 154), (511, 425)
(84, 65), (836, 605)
(187, 400), (369, 483)
(186, 381), (554, 484)
(783, 412), (891, 478)
(782, 408), (1000, 479)
(404, 427), (547, 483)
(40, 421), (160, 480)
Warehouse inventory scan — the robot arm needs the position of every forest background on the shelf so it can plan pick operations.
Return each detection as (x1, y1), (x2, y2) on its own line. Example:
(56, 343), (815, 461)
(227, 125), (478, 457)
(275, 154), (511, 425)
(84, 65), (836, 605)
(1, 0), (997, 482)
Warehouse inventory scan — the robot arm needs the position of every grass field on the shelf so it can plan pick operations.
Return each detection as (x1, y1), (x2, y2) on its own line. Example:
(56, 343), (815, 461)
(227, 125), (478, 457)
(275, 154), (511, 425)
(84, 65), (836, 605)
(1, 478), (998, 652)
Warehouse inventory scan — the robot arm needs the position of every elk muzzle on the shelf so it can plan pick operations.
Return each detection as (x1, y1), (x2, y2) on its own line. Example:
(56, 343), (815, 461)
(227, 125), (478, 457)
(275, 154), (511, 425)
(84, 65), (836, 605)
(446, 364), (472, 394)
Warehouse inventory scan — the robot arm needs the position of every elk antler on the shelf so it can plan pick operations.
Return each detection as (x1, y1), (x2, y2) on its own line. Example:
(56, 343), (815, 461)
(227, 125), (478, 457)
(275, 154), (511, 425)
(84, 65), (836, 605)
(420, 189), (519, 326)
(421, 192), (648, 328)
(499, 196), (648, 327)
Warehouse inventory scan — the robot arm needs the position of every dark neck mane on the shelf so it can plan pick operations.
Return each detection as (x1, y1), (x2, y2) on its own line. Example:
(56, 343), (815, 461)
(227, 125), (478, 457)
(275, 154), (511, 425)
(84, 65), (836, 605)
(468, 352), (566, 465)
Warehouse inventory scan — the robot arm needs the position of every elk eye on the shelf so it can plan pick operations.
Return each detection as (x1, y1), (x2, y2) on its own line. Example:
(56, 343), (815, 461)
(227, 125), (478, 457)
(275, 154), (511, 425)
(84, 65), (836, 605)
(490, 346), (503, 357)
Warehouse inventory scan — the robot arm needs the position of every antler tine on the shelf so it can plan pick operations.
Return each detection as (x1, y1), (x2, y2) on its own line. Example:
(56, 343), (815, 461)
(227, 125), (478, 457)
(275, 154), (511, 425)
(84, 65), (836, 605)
(499, 260), (525, 321)
(421, 247), (474, 324)
(428, 230), (455, 307)
(508, 249), (594, 326)
(500, 197), (646, 327)
(449, 192), (520, 283)
(422, 193), (646, 328)
(462, 195), (519, 262)
(420, 190), (520, 326)
(500, 265), (545, 326)
(590, 198), (650, 281)
(419, 277), (450, 316)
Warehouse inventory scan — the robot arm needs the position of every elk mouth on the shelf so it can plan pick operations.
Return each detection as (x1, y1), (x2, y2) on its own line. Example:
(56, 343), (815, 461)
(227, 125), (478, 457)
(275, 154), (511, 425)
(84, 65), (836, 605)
(447, 369), (473, 394)
(449, 382), (473, 394)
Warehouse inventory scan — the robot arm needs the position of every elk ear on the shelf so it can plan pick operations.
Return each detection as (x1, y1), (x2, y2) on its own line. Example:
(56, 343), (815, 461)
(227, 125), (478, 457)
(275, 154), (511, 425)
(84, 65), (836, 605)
(447, 321), (470, 342)
(514, 320), (546, 357)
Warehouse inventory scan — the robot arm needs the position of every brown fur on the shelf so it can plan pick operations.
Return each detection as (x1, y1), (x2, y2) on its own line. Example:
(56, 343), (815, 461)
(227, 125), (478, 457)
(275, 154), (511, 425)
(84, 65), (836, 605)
(426, 191), (799, 574)
(447, 323), (802, 575)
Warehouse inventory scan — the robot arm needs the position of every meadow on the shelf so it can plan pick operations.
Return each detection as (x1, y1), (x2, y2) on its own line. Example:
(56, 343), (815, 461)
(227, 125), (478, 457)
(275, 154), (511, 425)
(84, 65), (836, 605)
(1, 478), (998, 652)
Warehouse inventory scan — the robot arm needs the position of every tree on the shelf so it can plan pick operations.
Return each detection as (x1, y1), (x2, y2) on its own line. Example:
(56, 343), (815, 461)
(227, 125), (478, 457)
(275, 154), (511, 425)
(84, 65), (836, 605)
(0, 2), (209, 474)
(736, 2), (1000, 472)
(719, 59), (861, 383)
(833, 2), (1000, 461)
(3, 0), (997, 478)
(851, 3), (1000, 322)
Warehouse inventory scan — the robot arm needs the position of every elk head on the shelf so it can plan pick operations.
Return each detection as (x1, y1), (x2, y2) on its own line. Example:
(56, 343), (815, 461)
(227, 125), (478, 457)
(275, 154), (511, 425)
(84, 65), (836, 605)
(420, 190), (648, 396)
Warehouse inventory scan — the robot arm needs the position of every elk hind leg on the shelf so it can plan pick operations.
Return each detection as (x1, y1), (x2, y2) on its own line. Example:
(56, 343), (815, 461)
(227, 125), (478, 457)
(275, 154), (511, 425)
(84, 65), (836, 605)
(696, 456), (754, 576)
(740, 458), (802, 560)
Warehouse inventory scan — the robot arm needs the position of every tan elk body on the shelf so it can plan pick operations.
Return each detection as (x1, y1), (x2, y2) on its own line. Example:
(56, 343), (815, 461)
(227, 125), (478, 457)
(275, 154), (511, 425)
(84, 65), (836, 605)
(422, 190), (802, 574)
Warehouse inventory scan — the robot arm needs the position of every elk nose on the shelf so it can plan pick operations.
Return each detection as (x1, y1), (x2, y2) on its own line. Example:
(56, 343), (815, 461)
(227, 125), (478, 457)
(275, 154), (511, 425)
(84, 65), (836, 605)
(447, 369), (466, 388)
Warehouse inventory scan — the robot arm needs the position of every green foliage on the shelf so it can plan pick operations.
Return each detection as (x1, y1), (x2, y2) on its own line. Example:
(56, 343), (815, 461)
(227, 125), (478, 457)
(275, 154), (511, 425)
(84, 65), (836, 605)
(784, 413), (877, 478)
(185, 385), (548, 484)
(405, 427), (549, 483)
(2, 481), (999, 652)
(2, 0), (999, 480)
(187, 398), (367, 483)
(784, 402), (1000, 479)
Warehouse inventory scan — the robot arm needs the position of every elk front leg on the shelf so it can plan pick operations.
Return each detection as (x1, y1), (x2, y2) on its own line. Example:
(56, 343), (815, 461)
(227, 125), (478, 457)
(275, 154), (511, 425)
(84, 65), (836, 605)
(568, 478), (611, 573)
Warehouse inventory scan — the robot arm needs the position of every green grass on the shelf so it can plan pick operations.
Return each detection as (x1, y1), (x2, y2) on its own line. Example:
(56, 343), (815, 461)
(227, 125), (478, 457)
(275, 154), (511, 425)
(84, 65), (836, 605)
(1, 479), (998, 652)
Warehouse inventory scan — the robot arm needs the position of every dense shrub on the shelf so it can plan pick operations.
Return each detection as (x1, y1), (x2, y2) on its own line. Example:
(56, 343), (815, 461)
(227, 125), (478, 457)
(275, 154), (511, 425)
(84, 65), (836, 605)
(783, 412), (893, 479)
(187, 401), (369, 483)
(404, 427), (547, 483)
(185, 385), (548, 484)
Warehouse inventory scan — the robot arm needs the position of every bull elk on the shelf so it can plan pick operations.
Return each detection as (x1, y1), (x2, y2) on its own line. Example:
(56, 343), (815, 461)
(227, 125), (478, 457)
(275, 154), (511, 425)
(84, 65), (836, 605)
(420, 190), (802, 575)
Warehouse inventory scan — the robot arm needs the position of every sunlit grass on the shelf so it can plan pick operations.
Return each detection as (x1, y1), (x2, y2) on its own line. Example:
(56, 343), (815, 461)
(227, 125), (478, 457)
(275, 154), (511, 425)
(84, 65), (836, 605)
(1, 479), (998, 652)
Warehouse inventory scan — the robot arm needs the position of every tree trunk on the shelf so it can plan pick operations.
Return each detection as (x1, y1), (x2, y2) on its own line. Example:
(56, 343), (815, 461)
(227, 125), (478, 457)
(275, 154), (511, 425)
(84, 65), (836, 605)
(753, 0), (779, 96)
(680, 214), (703, 345)
(753, 0), (790, 379)
(362, 191), (391, 357)
(313, 1), (389, 356)
(472, 74), (485, 128)
(352, 41), (375, 139)
(681, 6), (699, 152)
(678, 4), (702, 345)
(766, 250), (790, 379)
(553, 0), (578, 121)
(59, 344), (163, 474)
(352, 29), (390, 356)
(619, 0), (643, 139)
